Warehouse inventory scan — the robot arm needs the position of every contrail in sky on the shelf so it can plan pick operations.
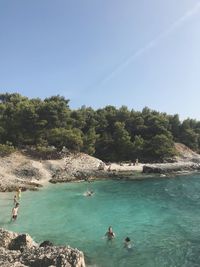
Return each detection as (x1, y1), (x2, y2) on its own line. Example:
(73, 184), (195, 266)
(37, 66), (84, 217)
(89, 2), (200, 89)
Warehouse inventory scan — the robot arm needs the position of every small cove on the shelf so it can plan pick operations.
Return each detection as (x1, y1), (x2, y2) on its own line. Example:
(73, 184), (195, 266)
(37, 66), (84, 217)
(1, 175), (200, 267)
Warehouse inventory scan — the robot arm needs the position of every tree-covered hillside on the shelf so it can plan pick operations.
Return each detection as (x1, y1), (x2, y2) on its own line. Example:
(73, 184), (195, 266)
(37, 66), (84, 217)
(0, 93), (200, 162)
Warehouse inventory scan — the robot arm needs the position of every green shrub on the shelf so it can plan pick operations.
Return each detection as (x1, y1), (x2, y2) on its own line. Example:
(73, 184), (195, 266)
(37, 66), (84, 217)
(31, 145), (59, 159)
(0, 143), (16, 156)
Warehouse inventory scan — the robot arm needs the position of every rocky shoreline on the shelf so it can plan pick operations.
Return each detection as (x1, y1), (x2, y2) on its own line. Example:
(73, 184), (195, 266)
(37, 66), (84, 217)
(0, 228), (85, 267)
(143, 162), (200, 174)
(0, 143), (200, 192)
(0, 151), (143, 192)
(1, 144), (200, 267)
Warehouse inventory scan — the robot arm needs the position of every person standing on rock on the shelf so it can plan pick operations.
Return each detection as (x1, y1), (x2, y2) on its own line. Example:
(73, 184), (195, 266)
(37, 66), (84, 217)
(11, 203), (19, 221)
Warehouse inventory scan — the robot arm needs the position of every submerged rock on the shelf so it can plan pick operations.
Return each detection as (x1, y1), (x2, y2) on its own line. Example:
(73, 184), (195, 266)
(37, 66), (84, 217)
(0, 228), (86, 267)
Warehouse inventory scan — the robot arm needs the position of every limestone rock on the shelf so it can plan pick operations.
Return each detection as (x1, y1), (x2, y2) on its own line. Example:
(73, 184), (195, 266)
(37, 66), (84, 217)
(0, 228), (86, 267)
(0, 228), (18, 248)
(40, 240), (54, 247)
(143, 162), (200, 174)
(9, 234), (37, 252)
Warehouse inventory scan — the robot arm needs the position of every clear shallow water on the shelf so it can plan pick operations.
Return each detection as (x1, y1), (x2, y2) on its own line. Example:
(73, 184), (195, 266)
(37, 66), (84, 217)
(1, 175), (200, 267)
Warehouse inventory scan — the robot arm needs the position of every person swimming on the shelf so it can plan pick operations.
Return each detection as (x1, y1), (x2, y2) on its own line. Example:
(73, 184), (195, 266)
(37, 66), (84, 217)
(84, 190), (94, 197)
(11, 203), (19, 221)
(124, 237), (133, 249)
(105, 226), (115, 240)
(84, 179), (94, 197)
(87, 190), (94, 196)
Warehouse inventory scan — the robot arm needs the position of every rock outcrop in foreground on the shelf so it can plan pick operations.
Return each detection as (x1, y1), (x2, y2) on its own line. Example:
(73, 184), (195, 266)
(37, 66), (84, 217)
(0, 228), (85, 267)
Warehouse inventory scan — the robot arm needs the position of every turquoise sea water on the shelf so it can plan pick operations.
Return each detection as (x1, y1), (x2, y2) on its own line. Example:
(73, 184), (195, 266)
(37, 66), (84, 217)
(1, 174), (200, 267)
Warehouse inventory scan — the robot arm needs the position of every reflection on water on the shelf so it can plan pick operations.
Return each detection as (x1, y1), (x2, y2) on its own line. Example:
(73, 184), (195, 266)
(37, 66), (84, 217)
(0, 174), (200, 267)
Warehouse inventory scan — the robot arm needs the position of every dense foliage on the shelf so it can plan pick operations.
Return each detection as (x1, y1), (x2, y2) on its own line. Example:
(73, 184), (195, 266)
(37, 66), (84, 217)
(0, 93), (199, 162)
(0, 142), (15, 156)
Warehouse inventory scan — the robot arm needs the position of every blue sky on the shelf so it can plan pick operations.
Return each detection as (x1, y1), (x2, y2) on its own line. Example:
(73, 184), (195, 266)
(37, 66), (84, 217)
(0, 0), (200, 120)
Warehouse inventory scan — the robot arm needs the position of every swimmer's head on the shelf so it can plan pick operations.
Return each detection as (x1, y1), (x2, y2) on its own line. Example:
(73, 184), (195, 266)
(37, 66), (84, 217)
(108, 226), (113, 232)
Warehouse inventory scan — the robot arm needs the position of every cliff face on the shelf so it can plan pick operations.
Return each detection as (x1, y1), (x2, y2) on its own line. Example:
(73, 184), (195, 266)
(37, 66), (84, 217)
(0, 228), (86, 267)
